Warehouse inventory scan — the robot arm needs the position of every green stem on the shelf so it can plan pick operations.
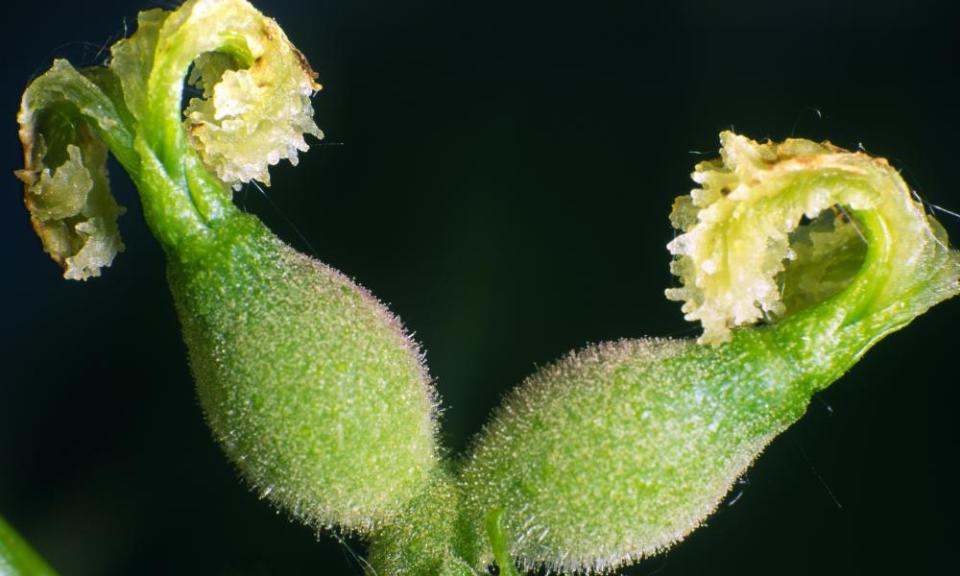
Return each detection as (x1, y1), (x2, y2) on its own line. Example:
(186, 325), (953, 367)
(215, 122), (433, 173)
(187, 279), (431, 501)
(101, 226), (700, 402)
(485, 509), (520, 576)
(140, 4), (261, 228)
(0, 514), (58, 576)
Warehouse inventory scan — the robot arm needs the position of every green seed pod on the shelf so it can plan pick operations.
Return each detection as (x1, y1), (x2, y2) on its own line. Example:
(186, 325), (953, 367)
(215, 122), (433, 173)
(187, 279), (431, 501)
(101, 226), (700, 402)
(17, 0), (438, 531)
(458, 133), (960, 573)
(167, 212), (438, 530)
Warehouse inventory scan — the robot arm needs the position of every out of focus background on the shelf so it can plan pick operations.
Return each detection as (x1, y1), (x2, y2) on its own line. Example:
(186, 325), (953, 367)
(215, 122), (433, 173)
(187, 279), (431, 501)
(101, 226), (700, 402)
(2, 1), (958, 574)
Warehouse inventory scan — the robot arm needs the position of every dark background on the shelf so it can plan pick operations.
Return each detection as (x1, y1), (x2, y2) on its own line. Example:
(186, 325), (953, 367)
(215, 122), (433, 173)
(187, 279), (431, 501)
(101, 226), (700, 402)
(2, 1), (958, 574)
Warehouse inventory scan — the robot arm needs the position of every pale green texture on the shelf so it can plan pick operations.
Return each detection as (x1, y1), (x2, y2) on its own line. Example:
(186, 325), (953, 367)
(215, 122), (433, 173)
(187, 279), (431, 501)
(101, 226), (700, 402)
(109, 9), (170, 125)
(366, 471), (478, 575)
(17, 0), (438, 533)
(459, 338), (781, 573)
(458, 134), (960, 573)
(167, 213), (438, 530)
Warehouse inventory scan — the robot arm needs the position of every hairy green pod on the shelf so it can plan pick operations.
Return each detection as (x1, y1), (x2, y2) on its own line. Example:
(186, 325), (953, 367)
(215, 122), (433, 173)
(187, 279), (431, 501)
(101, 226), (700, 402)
(458, 133), (960, 573)
(17, 0), (438, 531)
(168, 212), (438, 530)
(459, 338), (794, 573)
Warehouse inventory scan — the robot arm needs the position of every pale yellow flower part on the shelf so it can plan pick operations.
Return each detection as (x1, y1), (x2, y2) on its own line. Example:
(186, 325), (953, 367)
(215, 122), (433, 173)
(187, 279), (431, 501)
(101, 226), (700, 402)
(180, 0), (324, 189)
(666, 131), (912, 344)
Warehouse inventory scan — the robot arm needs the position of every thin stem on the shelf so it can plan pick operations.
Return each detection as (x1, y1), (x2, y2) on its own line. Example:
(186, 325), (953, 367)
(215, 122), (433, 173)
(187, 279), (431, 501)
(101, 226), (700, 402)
(485, 509), (520, 576)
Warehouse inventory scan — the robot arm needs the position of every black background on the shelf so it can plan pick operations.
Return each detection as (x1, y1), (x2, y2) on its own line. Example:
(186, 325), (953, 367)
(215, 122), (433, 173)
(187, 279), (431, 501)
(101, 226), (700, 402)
(2, 1), (959, 575)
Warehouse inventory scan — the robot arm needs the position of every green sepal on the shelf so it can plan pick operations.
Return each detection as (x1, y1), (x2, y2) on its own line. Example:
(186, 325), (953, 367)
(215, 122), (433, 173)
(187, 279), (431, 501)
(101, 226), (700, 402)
(108, 8), (170, 125)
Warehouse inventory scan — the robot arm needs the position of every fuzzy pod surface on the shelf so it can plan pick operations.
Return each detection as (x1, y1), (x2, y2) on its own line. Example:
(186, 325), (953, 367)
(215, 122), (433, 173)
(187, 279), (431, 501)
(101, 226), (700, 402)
(16, 0), (439, 531)
(458, 133), (960, 573)
(168, 213), (438, 530)
(459, 337), (783, 573)
(365, 470), (480, 576)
